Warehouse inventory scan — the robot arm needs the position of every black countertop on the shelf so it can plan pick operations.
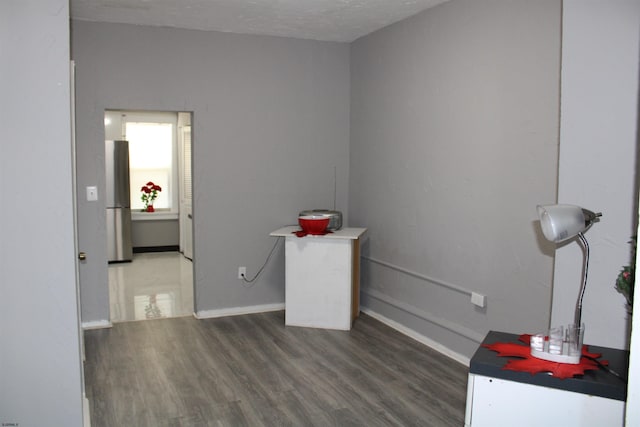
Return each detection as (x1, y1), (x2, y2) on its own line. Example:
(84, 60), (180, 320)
(470, 331), (629, 401)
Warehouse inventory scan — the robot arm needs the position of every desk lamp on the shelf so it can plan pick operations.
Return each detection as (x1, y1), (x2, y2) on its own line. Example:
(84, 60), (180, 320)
(533, 204), (602, 363)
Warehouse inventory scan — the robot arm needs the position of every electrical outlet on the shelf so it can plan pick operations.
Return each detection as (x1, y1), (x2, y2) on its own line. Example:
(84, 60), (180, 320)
(238, 266), (246, 280)
(471, 292), (486, 308)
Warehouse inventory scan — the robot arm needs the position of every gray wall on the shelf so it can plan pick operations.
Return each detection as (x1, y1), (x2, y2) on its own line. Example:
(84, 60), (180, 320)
(72, 21), (350, 321)
(553, 0), (640, 350)
(132, 220), (180, 248)
(350, 0), (561, 359)
(0, 0), (84, 424)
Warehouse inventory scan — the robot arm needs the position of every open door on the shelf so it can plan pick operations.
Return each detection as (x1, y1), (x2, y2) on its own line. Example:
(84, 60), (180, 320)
(179, 113), (193, 260)
(70, 60), (91, 426)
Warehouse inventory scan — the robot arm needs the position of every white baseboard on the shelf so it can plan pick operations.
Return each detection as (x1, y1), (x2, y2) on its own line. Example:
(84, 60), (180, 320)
(195, 303), (285, 320)
(81, 320), (113, 330)
(83, 394), (91, 427)
(361, 307), (471, 367)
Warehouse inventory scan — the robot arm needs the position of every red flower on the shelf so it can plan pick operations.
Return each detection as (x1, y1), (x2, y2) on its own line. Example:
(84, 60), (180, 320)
(140, 181), (162, 212)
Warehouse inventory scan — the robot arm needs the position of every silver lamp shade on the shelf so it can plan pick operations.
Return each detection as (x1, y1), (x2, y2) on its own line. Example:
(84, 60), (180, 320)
(537, 204), (601, 243)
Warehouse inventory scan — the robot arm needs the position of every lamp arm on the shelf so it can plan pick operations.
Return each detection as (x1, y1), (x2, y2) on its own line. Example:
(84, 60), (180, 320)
(575, 232), (589, 328)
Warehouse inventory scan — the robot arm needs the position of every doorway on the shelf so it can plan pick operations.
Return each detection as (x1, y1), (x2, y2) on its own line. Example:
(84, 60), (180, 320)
(104, 110), (194, 322)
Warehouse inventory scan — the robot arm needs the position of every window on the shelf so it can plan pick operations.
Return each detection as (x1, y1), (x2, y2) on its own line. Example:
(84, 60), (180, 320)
(126, 121), (174, 211)
(104, 110), (181, 217)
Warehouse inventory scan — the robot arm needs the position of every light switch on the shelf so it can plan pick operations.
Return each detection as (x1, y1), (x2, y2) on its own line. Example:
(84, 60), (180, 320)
(86, 186), (98, 201)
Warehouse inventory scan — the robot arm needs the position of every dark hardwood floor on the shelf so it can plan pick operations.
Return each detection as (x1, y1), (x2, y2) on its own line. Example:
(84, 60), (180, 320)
(84, 311), (468, 426)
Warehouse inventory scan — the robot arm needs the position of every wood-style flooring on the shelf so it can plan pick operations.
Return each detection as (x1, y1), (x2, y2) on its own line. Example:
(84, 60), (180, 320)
(84, 311), (468, 426)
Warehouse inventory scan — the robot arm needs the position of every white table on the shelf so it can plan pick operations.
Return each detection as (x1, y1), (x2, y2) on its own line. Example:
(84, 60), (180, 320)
(465, 331), (628, 427)
(270, 226), (367, 330)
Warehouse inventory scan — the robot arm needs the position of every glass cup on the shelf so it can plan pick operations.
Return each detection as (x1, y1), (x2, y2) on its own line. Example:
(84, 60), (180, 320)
(548, 326), (564, 355)
(530, 334), (545, 352)
(566, 324), (584, 357)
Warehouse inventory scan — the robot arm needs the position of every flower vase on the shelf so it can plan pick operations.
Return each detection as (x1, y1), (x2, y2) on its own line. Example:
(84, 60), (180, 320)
(146, 205), (154, 212)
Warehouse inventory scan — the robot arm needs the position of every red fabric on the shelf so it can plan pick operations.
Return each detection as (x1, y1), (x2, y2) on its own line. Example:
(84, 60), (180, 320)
(292, 230), (333, 237)
(481, 334), (607, 379)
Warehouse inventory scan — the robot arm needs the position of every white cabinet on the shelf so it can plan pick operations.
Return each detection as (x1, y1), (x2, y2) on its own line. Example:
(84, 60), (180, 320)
(466, 374), (624, 427)
(270, 226), (367, 330)
(465, 331), (628, 427)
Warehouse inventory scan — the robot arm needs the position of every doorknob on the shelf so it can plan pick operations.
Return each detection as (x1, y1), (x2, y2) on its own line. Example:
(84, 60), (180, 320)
(78, 252), (87, 261)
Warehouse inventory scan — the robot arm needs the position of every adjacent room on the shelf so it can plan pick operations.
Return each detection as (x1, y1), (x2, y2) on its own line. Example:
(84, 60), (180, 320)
(104, 110), (194, 322)
(2, 0), (639, 426)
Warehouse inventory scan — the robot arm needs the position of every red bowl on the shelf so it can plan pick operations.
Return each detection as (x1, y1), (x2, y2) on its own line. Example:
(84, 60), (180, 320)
(298, 215), (330, 234)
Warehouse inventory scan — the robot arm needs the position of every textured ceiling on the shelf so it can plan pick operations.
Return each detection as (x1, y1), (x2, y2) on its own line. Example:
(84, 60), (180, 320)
(70, 0), (449, 42)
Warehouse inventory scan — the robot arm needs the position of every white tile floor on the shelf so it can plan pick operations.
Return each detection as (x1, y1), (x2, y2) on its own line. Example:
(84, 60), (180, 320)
(108, 252), (194, 323)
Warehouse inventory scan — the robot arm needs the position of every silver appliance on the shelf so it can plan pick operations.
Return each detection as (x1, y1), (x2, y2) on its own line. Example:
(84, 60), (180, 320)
(106, 140), (133, 262)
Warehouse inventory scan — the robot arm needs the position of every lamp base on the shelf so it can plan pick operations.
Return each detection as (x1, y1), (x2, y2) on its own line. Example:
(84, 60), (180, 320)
(531, 348), (580, 364)
(529, 323), (584, 365)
